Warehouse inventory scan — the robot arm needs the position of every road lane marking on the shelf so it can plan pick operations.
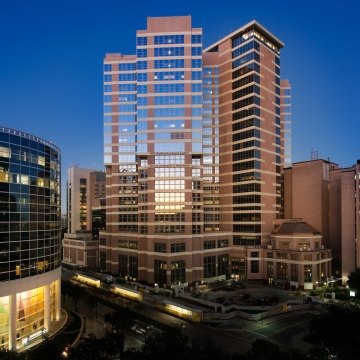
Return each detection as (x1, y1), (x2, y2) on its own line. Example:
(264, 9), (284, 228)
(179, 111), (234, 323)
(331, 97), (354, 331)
(245, 329), (267, 338)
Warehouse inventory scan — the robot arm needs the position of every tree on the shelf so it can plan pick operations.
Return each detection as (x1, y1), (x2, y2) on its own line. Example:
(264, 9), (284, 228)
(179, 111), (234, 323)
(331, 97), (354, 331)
(242, 339), (284, 360)
(347, 268), (360, 291)
(308, 303), (360, 347)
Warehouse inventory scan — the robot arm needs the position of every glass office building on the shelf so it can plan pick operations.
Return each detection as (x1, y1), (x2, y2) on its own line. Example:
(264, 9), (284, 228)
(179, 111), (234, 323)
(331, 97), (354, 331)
(0, 126), (61, 350)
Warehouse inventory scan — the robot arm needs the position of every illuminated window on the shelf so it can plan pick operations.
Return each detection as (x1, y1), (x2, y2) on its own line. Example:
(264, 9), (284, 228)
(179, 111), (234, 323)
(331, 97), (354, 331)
(0, 147), (10, 158)
(37, 156), (45, 166)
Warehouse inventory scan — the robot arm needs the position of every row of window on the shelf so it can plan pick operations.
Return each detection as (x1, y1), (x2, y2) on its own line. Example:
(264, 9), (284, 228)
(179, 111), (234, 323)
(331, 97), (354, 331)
(232, 128), (261, 142)
(233, 95), (261, 111)
(233, 106), (260, 121)
(233, 182), (261, 193)
(154, 212), (185, 222)
(233, 171), (261, 182)
(105, 83), (202, 94)
(154, 47), (184, 57)
(232, 140), (261, 152)
(154, 71), (184, 80)
(154, 225), (185, 233)
(232, 73), (260, 90)
(232, 62), (260, 79)
(232, 52), (260, 69)
(137, 34), (202, 46)
(204, 239), (229, 249)
(232, 149), (261, 162)
(232, 41), (260, 59)
(232, 118), (261, 132)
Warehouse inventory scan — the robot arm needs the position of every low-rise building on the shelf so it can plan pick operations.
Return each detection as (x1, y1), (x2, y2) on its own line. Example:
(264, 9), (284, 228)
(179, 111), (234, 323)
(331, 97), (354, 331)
(62, 231), (99, 269)
(264, 219), (332, 290)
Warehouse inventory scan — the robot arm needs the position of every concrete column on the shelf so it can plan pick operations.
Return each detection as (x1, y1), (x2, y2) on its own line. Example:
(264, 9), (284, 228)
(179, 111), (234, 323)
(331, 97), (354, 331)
(44, 285), (50, 332)
(8, 294), (17, 351)
(55, 279), (61, 321)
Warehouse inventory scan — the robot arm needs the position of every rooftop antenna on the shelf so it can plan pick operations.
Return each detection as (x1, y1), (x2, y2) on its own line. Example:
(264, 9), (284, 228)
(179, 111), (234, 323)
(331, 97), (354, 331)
(311, 149), (319, 161)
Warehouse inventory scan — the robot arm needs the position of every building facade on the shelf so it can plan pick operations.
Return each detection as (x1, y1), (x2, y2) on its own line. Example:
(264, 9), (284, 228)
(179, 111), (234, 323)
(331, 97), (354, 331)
(62, 231), (99, 269)
(0, 126), (61, 350)
(265, 219), (331, 290)
(102, 16), (289, 285)
(284, 159), (360, 280)
(329, 161), (360, 278)
(67, 166), (105, 234)
(284, 159), (339, 249)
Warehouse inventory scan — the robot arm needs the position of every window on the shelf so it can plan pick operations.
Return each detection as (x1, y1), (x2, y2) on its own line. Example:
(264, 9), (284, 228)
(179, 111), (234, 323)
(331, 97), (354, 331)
(119, 83), (136, 92)
(232, 62), (260, 79)
(218, 255), (228, 276)
(232, 150), (261, 162)
(104, 64), (112, 72)
(155, 225), (185, 233)
(137, 49), (147, 58)
(192, 83), (202, 92)
(232, 41), (260, 58)
(154, 84), (184, 93)
(291, 264), (298, 281)
(279, 242), (290, 250)
(154, 35), (184, 44)
(250, 260), (259, 273)
(119, 63), (135, 71)
(137, 61), (147, 70)
(191, 47), (202, 56)
(171, 260), (185, 284)
(192, 71), (202, 80)
(154, 260), (167, 285)
(154, 47), (184, 57)
(137, 37), (147, 46)
(119, 73), (136, 81)
(204, 256), (216, 278)
(170, 243), (185, 253)
(154, 243), (167, 253)
(154, 71), (184, 81)
(232, 74), (260, 90)
(217, 240), (229, 248)
(192, 59), (202, 68)
(304, 264), (312, 282)
(154, 96), (185, 105)
(138, 73), (147, 82)
(204, 240), (216, 249)
(233, 53), (260, 69)
(192, 34), (202, 44)
(154, 59), (184, 69)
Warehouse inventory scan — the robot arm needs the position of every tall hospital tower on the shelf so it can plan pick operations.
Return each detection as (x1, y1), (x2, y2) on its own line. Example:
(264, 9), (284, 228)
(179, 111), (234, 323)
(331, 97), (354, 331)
(102, 16), (290, 285)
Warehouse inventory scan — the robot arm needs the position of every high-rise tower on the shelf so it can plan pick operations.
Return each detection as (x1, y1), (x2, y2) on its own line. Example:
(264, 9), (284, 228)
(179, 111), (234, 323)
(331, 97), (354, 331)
(102, 16), (288, 284)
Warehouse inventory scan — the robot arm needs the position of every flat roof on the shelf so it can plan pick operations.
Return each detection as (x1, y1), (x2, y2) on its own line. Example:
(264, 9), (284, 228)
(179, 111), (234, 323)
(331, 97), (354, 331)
(204, 19), (284, 53)
(0, 125), (60, 152)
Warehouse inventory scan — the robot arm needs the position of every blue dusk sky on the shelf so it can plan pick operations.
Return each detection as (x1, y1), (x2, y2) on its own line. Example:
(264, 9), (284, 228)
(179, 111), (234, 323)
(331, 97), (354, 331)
(0, 0), (359, 212)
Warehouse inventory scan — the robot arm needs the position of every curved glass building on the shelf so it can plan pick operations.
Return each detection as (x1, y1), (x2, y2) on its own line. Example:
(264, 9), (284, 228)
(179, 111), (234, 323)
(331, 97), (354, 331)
(0, 126), (61, 350)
